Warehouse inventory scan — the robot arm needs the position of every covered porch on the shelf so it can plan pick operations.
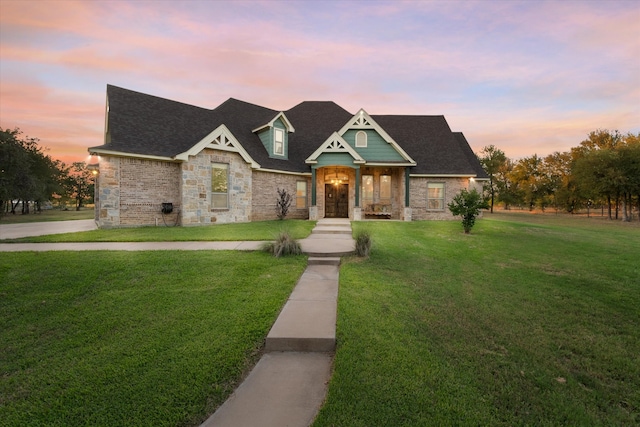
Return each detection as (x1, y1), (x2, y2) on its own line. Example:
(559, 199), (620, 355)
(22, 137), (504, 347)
(308, 165), (412, 221)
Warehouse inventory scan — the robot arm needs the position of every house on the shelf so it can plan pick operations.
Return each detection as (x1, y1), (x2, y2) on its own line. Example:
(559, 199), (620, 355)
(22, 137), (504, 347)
(88, 85), (488, 227)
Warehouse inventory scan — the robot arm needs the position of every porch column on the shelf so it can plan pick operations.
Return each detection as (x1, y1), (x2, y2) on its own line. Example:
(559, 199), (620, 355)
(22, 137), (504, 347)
(355, 167), (360, 207)
(311, 167), (317, 206)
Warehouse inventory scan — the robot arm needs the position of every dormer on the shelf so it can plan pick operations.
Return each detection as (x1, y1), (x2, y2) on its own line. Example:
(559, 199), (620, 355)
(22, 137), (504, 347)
(252, 112), (295, 159)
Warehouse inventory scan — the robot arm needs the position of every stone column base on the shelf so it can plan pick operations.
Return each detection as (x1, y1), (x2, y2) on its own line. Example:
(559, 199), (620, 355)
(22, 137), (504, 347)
(309, 206), (319, 221)
(352, 207), (362, 221)
(403, 207), (412, 221)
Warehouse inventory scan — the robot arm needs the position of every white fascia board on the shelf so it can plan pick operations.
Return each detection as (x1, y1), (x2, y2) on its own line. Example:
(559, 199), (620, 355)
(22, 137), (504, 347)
(305, 132), (365, 163)
(410, 173), (478, 178)
(174, 124), (260, 168)
(257, 168), (311, 177)
(251, 112), (296, 133)
(337, 109), (416, 164)
(366, 162), (417, 167)
(87, 148), (177, 162)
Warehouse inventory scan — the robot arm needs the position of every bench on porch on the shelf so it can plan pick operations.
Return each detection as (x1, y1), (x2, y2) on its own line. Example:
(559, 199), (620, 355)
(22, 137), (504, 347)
(363, 204), (392, 219)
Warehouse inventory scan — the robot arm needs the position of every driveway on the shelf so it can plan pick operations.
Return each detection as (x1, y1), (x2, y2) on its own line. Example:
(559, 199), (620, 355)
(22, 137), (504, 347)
(0, 219), (97, 239)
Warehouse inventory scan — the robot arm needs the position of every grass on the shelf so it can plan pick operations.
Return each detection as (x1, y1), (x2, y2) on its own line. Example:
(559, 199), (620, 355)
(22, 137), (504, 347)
(0, 208), (94, 223)
(313, 213), (640, 426)
(0, 251), (307, 426)
(2, 214), (639, 426)
(2, 220), (316, 242)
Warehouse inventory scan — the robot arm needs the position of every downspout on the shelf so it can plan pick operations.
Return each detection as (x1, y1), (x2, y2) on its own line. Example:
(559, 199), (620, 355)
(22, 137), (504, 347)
(405, 167), (410, 207)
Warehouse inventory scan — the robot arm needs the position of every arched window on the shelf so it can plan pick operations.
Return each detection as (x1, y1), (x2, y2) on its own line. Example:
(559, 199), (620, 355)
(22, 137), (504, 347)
(355, 131), (367, 147)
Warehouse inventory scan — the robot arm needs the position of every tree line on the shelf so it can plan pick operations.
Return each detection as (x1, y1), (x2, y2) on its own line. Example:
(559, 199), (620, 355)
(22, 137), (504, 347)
(0, 127), (94, 215)
(478, 129), (640, 221)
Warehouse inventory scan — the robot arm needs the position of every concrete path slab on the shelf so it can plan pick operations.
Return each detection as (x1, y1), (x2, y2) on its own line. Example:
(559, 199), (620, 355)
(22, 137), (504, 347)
(265, 300), (337, 352)
(0, 219), (97, 239)
(200, 352), (332, 427)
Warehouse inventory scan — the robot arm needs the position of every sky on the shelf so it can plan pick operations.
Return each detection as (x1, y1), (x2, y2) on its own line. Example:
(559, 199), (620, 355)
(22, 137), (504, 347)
(1, 0), (639, 164)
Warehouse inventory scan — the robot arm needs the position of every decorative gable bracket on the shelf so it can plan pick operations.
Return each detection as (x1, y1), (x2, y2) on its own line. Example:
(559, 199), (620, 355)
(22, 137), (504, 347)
(305, 132), (366, 164)
(174, 124), (260, 168)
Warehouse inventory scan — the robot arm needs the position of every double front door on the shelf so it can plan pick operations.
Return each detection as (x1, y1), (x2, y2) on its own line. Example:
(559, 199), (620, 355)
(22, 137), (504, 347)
(325, 184), (348, 218)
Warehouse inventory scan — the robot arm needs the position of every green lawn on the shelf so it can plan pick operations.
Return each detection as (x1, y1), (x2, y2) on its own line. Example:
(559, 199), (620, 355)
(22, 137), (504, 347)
(2, 219), (316, 242)
(0, 251), (307, 426)
(313, 214), (640, 426)
(2, 215), (638, 426)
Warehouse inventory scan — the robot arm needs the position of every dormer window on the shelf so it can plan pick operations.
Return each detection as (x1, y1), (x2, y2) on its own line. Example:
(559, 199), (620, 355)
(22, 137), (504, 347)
(355, 131), (367, 147)
(274, 128), (285, 156)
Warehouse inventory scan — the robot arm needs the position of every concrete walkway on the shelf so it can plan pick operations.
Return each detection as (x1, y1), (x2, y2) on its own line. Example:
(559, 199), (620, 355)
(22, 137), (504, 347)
(0, 219), (97, 239)
(1, 218), (355, 427)
(200, 219), (354, 427)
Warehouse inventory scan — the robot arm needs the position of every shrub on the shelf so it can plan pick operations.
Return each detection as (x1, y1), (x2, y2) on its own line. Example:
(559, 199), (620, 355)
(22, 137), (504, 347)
(262, 231), (302, 257)
(447, 188), (489, 234)
(275, 188), (292, 220)
(354, 229), (372, 257)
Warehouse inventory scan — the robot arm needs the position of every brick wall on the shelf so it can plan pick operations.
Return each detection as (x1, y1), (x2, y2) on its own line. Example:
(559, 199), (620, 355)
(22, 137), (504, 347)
(119, 158), (181, 226)
(96, 156), (120, 227)
(252, 170), (310, 221)
(410, 177), (472, 220)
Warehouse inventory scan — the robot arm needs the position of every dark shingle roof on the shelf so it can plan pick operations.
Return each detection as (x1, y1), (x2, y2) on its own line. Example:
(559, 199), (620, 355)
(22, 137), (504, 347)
(91, 85), (486, 177)
(453, 132), (489, 179)
(373, 115), (482, 175)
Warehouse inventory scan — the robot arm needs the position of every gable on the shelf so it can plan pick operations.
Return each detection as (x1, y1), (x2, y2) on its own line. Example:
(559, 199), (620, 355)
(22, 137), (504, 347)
(342, 129), (405, 162)
(338, 109), (416, 165)
(305, 132), (365, 165)
(175, 124), (260, 167)
(256, 117), (289, 159)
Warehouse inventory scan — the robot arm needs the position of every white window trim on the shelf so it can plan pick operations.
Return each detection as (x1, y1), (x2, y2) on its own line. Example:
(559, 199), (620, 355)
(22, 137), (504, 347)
(296, 181), (307, 209)
(427, 182), (445, 211)
(211, 163), (229, 209)
(274, 128), (285, 156)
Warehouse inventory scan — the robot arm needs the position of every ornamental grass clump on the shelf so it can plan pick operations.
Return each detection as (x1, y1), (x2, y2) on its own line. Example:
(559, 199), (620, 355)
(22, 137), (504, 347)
(262, 230), (302, 257)
(354, 229), (372, 257)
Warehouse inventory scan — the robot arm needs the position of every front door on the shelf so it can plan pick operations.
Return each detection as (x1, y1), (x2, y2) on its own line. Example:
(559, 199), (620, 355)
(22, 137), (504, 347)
(325, 184), (348, 218)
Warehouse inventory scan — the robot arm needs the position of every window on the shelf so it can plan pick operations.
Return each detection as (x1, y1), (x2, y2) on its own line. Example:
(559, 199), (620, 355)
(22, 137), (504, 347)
(427, 182), (445, 210)
(274, 128), (284, 156)
(296, 181), (307, 209)
(211, 163), (229, 209)
(362, 175), (373, 205)
(355, 131), (367, 147)
(380, 175), (391, 204)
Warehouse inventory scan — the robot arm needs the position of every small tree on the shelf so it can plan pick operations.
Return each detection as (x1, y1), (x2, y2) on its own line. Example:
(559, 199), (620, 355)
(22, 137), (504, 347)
(275, 188), (292, 220)
(448, 188), (489, 234)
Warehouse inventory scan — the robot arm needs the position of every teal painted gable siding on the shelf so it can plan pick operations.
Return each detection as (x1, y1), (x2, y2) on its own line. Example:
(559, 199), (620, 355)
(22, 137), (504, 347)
(342, 129), (404, 162)
(315, 153), (356, 167)
(258, 118), (288, 160)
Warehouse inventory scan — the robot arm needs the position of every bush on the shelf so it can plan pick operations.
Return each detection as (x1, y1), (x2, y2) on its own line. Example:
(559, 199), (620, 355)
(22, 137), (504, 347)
(447, 188), (489, 234)
(262, 231), (302, 257)
(275, 188), (292, 220)
(355, 229), (372, 257)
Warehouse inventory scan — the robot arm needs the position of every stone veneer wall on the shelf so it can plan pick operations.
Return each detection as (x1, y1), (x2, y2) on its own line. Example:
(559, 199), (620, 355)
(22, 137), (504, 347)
(409, 177), (478, 220)
(96, 156), (120, 227)
(181, 149), (252, 225)
(251, 170), (310, 221)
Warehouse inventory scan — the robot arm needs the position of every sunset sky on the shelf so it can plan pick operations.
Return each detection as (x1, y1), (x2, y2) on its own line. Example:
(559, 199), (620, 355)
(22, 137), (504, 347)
(1, 0), (638, 165)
